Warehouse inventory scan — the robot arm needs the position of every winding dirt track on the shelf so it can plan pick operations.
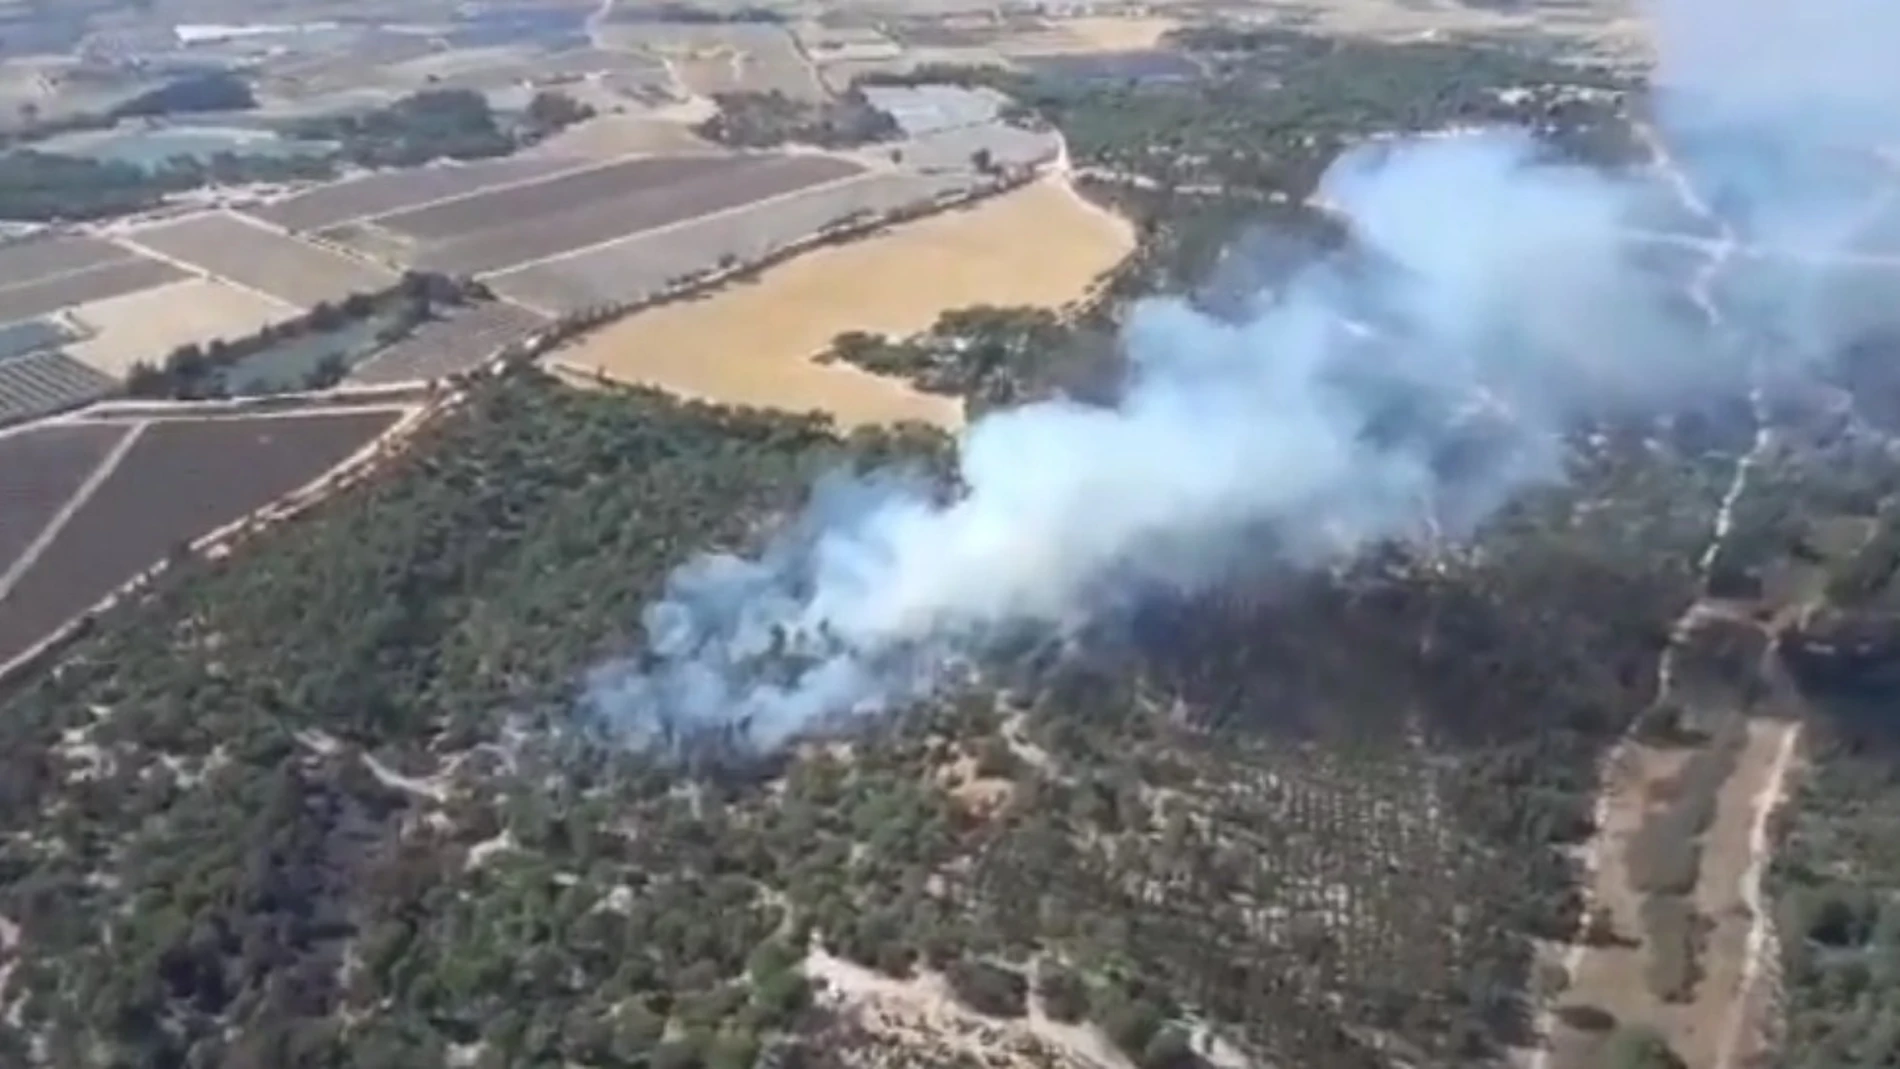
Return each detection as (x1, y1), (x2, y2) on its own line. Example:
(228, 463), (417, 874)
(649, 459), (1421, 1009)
(1534, 127), (1804, 1069)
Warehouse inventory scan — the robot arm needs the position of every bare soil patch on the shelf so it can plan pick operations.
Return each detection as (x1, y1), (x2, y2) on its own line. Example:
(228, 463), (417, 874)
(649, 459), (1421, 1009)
(802, 948), (1133, 1069)
(1547, 717), (1801, 1069)
(994, 16), (1180, 54)
(525, 114), (718, 159)
(68, 278), (299, 378)
(552, 176), (1131, 430)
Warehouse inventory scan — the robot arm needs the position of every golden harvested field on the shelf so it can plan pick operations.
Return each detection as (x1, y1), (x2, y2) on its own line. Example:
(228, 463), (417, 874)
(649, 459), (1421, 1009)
(552, 177), (1133, 430)
(67, 278), (299, 378)
(1000, 16), (1180, 53)
(525, 114), (719, 159)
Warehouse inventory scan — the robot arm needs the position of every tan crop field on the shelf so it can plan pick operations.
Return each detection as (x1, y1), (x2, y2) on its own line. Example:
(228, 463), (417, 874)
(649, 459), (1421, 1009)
(551, 176), (1133, 430)
(996, 16), (1181, 54)
(67, 278), (299, 378)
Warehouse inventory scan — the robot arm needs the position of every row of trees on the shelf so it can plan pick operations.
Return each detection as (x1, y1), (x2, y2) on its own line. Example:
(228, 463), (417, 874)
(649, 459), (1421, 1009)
(123, 271), (490, 399)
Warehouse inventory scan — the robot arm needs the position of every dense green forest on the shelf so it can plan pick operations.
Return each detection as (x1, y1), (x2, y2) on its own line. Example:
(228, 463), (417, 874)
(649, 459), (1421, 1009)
(692, 89), (900, 149)
(4, 25), (1900, 1069)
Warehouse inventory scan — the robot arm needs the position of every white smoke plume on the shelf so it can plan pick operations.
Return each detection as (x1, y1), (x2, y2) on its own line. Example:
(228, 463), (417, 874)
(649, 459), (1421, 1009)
(584, 0), (1900, 752)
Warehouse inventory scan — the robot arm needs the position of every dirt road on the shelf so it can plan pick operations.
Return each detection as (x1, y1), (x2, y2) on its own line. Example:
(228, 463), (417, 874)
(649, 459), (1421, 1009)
(1535, 128), (1803, 1069)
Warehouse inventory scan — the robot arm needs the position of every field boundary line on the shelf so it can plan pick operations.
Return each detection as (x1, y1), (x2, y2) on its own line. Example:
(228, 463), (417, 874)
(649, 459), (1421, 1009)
(0, 252), (144, 300)
(0, 397), (442, 689)
(485, 164), (878, 278)
(111, 225), (306, 315)
(103, 403), (418, 425)
(0, 419), (146, 604)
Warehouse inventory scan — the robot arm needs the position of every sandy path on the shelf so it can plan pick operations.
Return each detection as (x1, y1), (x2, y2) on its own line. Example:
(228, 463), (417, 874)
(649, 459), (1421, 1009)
(1713, 720), (1800, 1069)
(552, 175), (1133, 430)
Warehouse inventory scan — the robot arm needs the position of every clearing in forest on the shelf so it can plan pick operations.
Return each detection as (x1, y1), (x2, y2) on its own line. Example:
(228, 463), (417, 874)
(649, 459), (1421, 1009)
(550, 176), (1134, 430)
(1545, 714), (1799, 1069)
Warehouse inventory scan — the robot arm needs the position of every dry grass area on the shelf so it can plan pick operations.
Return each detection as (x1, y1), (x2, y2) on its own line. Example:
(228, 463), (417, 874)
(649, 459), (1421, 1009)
(525, 114), (718, 159)
(996, 15), (1180, 54)
(66, 278), (298, 378)
(1239, 0), (1646, 58)
(551, 176), (1133, 430)
(1545, 717), (1801, 1069)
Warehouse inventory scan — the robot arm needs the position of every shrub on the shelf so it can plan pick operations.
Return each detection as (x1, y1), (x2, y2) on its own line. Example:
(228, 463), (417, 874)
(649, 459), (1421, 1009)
(1554, 1003), (1616, 1033)
(946, 958), (1028, 1018)
(1036, 963), (1090, 1022)
(1640, 896), (1706, 1003)
(1140, 1026), (1196, 1069)
(1603, 1025), (1686, 1069)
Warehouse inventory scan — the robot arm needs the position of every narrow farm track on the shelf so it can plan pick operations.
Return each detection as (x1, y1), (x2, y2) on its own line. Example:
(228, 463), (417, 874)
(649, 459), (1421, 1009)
(1648, 129), (1804, 1069)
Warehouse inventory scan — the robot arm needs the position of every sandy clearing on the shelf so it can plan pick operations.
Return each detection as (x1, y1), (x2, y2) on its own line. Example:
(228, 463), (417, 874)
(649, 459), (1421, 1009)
(1544, 717), (1796, 1069)
(804, 948), (1136, 1069)
(552, 176), (1132, 430)
(66, 278), (300, 378)
(998, 16), (1180, 54)
(1203, 0), (1646, 59)
(525, 114), (718, 159)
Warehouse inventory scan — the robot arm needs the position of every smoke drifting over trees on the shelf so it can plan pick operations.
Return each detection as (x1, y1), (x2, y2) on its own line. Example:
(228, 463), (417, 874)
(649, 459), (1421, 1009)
(585, 0), (1900, 751)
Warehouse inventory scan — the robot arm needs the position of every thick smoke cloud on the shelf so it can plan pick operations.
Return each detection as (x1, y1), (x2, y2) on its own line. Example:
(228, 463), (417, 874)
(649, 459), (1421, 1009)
(584, 0), (1900, 752)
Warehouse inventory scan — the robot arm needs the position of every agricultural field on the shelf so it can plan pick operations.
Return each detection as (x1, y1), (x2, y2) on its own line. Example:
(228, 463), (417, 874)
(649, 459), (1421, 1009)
(903, 124), (1058, 174)
(0, 318), (71, 362)
(548, 175), (1130, 427)
(66, 278), (299, 378)
(610, 22), (823, 100)
(0, 234), (127, 279)
(522, 114), (719, 160)
(0, 240), (184, 326)
(399, 154), (865, 276)
(490, 170), (967, 314)
(249, 156), (594, 233)
(347, 300), (548, 385)
(988, 16), (1182, 56)
(1013, 50), (1201, 84)
(125, 211), (398, 307)
(0, 350), (115, 425)
(370, 155), (746, 242)
(0, 420), (127, 576)
(0, 408), (401, 670)
(862, 85), (1008, 137)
